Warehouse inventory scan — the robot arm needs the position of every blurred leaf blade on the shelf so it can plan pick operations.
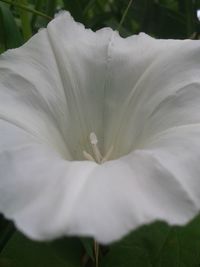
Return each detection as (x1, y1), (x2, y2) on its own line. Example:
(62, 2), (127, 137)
(101, 215), (200, 267)
(0, 0), (52, 20)
(0, 223), (15, 254)
(0, 2), (23, 49)
(0, 8), (6, 52)
(17, 0), (32, 41)
(0, 231), (83, 267)
(184, 0), (196, 36)
(46, 0), (56, 17)
(62, 0), (83, 22)
(80, 237), (94, 261)
(31, 0), (44, 28)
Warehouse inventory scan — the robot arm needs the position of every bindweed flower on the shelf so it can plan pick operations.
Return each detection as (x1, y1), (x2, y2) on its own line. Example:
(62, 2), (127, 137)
(0, 11), (200, 244)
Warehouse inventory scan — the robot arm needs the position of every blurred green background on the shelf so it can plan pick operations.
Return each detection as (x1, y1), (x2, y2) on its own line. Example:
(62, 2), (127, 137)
(1, 0), (200, 266)
(1, 0), (200, 55)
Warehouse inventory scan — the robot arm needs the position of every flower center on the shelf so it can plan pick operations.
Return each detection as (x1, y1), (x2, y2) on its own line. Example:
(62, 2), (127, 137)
(83, 132), (113, 163)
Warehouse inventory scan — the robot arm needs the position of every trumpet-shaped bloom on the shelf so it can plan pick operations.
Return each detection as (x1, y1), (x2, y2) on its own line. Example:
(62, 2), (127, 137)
(0, 12), (200, 244)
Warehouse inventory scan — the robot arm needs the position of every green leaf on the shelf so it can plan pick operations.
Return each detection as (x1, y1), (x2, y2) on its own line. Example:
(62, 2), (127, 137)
(46, 0), (57, 17)
(101, 216), (200, 267)
(117, 0), (133, 31)
(17, 0), (32, 41)
(184, 0), (196, 37)
(31, 0), (49, 31)
(31, 0), (44, 28)
(0, 231), (83, 267)
(80, 237), (94, 261)
(82, 0), (96, 17)
(0, 2), (23, 49)
(62, 0), (83, 22)
(0, 0), (51, 20)
(0, 223), (14, 254)
(0, 9), (6, 53)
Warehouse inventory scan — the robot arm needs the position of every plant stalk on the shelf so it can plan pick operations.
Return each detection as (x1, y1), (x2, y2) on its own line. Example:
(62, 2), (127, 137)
(0, 0), (52, 20)
(94, 240), (99, 267)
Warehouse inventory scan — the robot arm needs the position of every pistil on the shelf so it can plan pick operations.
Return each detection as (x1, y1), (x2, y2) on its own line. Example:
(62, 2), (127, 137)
(89, 132), (103, 163)
(83, 132), (113, 163)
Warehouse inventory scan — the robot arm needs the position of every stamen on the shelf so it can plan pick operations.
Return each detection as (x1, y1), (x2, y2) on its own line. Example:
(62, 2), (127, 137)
(90, 132), (98, 145)
(101, 145), (113, 163)
(89, 132), (102, 163)
(83, 132), (113, 163)
(83, 150), (95, 162)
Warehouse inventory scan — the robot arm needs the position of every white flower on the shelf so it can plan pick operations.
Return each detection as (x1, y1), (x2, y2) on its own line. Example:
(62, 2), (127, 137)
(0, 11), (200, 244)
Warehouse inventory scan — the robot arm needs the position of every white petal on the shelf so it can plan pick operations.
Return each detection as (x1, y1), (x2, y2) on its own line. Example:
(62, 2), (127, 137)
(0, 12), (114, 160)
(102, 34), (200, 157)
(43, 12), (115, 158)
(0, 120), (98, 240)
(144, 124), (200, 207)
(1, 119), (198, 244)
(134, 40), (200, 150)
(68, 146), (198, 244)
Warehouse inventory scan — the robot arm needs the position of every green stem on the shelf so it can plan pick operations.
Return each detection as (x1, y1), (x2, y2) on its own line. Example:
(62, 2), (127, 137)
(17, 0), (31, 40)
(0, 0), (52, 20)
(31, 0), (44, 28)
(94, 240), (99, 267)
(117, 0), (133, 31)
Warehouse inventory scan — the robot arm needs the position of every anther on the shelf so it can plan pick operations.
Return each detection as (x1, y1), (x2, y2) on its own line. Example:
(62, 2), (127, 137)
(83, 150), (95, 162)
(89, 132), (102, 163)
(90, 132), (98, 145)
(83, 132), (113, 163)
(101, 145), (113, 163)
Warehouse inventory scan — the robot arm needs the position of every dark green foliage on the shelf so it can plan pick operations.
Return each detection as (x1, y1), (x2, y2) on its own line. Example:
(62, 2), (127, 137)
(0, 231), (83, 267)
(101, 216), (200, 267)
(2, 216), (200, 266)
(0, 216), (14, 254)
(0, 2), (23, 51)
(0, 0), (200, 52)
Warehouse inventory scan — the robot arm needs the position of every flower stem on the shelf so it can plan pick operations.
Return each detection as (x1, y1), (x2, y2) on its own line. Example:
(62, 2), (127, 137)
(17, 0), (32, 41)
(0, 0), (52, 20)
(117, 0), (133, 31)
(94, 240), (99, 267)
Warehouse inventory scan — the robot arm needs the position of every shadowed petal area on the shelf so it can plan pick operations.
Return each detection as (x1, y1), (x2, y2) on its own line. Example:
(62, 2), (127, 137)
(103, 35), (200, 157)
